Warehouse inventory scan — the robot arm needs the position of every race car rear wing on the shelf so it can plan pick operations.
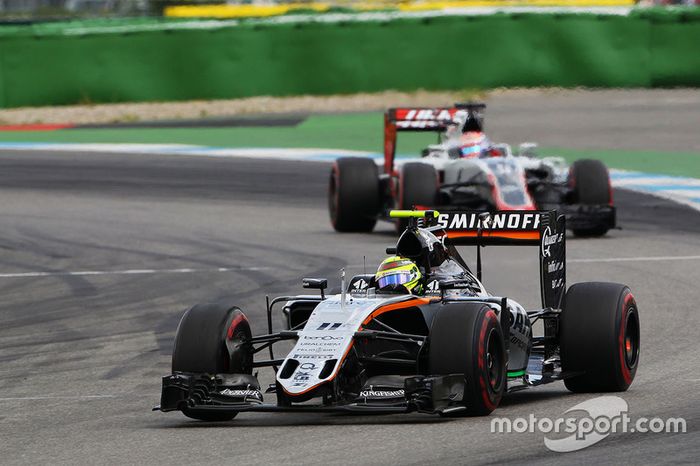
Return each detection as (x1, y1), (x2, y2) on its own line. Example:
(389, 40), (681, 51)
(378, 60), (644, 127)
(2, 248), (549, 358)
(440, 210), (565, 310)
(416, 209), (565, 310)
(383, 103), (485, 174)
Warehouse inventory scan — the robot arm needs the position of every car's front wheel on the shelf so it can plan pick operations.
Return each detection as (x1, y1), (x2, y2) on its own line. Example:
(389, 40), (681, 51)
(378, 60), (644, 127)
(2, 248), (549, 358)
(429, 303), (506, 416)
(171, 303), (253, 421)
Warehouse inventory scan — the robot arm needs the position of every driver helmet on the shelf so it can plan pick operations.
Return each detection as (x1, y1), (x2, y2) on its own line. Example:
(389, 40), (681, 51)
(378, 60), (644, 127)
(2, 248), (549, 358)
(375, 256), (423, 294)
(459, 131), (489, 158)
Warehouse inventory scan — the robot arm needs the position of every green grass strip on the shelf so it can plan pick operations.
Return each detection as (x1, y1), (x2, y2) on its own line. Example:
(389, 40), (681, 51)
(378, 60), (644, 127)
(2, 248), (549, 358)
(0, 111), (697, 177)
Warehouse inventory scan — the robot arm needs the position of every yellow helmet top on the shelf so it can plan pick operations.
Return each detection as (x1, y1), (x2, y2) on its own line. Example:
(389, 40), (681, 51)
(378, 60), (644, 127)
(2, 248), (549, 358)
(375, 256), (423, 293)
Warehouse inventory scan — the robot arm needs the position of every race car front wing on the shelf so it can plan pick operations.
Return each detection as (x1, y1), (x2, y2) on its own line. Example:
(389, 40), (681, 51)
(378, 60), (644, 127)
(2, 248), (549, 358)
(155, 372), (467, 416)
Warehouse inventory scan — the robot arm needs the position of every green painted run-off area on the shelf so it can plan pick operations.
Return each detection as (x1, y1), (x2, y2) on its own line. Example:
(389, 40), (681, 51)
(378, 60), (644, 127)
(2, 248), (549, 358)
(0, 112), (697, 177)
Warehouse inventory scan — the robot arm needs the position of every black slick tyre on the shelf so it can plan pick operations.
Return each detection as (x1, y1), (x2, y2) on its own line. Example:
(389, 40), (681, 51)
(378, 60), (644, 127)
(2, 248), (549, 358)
(328, 157), (380, 232)
(396, 162), (438, 232)
(560, 282), (640, 392)
(569, 159), (612, 237)
(172, 303), (253, 421)
(429, 303), (506, 416)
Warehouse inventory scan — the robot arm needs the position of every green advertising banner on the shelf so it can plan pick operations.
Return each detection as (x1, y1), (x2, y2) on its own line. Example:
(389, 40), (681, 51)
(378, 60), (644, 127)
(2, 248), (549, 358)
(0, 11), (696, 108)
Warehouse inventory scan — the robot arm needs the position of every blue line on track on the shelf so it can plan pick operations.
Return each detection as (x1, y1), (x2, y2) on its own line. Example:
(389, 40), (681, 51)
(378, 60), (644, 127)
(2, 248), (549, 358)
(609, 172), (671, 180)
(624, 184), (700, 192)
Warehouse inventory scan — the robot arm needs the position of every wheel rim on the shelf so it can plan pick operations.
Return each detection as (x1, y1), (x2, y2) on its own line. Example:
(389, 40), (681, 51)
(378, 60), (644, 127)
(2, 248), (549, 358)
(623, 309), (640, 369)
(225, 313), (252, 374)
(485, 328), (504, 391)
(229, 326), (252, 374)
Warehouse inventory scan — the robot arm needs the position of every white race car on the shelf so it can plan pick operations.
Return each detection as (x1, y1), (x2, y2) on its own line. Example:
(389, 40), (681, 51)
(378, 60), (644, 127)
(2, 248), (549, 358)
(329, 103), (616, 236)
(156, 210), (639, 421)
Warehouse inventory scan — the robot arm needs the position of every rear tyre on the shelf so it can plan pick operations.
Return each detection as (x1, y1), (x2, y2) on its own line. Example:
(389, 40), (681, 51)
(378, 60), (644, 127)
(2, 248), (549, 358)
(172, 303), (253, 421)
(396, 162), (438, 232)
(328, 157), (380, 232)
(569, 159), (611, 237)
(560, 282), (640, 392)
(429, 303), (506, 416)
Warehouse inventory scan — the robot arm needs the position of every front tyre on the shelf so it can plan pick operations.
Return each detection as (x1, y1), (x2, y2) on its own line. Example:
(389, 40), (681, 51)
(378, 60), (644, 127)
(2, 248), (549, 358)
(560, 282), (640, 392)
(328, 157), (380, 232)
(171, 303), (253, 421)
(429, 303), (506, 416)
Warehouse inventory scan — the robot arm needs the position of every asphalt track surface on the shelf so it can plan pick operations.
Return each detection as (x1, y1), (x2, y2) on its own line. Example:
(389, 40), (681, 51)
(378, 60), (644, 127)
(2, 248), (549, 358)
(1, 104), (699, 464)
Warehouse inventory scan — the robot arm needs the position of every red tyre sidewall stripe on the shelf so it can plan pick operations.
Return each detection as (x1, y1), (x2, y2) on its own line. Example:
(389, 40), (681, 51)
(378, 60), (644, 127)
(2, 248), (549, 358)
(477, 309), (499, 411)
(618, 293), (635, 385)
(227, 312), (246, 340)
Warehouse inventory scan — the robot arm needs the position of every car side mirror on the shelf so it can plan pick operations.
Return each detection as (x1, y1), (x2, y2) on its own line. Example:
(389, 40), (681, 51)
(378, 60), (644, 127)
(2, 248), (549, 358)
(302, 278), (327, 290)
(302, 278), (328, 299)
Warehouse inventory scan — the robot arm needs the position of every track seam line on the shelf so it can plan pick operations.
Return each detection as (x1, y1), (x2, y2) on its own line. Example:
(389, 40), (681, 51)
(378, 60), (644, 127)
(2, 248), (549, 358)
(569, 255), (700, 263)
(0, 395), (115, 401)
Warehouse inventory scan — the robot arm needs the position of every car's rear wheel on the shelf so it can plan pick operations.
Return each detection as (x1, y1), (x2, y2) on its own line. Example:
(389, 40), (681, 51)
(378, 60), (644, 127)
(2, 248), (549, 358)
(569, 159), (612, 237)
(396, 162), (438, 232)
(172, 303), (253, 421)
(560, 282), (640, 392)
(429, 303), (506, 416)
(328, 157), (380, 232)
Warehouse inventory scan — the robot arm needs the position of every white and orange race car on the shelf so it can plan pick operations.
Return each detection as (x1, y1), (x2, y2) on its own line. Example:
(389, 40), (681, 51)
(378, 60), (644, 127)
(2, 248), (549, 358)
(328, 102), (615, 236)
(155, 210), (639, 421)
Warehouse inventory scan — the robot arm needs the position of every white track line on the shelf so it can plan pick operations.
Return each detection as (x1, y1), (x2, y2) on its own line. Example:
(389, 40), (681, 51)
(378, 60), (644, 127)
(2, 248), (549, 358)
(569, 255), (700, 264)
(0, 395), (114, 401)
(350, 256), (700, 269)
(0, 266), (269, 279)
(0, 143), (377, 162)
